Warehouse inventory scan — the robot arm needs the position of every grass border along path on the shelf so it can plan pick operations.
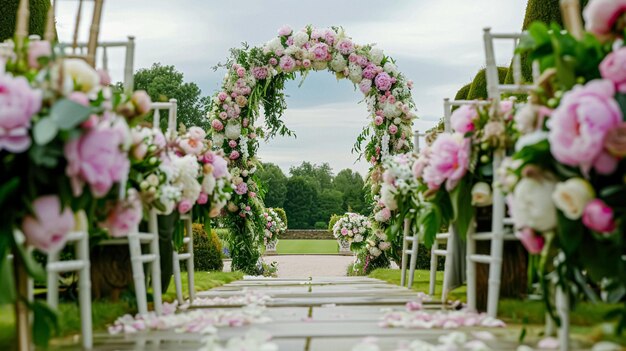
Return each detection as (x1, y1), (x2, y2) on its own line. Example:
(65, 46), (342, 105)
(275, 239), (338, 255)
(0, 271), (243, 347)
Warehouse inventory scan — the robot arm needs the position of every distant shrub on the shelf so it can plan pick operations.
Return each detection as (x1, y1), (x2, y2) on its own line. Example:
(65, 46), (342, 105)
(314, 221), (327, 230)
(182, 224), (223, 272)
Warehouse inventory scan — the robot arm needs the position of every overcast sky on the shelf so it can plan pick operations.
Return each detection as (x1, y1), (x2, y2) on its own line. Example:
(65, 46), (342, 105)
(55, 0), (526, 176)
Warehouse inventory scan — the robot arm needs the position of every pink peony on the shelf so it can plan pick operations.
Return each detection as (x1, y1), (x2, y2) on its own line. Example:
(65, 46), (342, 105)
(131, 90), (152, 115)
(211, 119), (224, 132)
(359, 79), (372, 94)
(102, 195), (142, 238)
(217, 92), (228, 102)
(374, 72), (393, 91)
(228, 140), (237, 148)
(515, 228), (544, 254)
(600, 48), (626, 93)
(27, 40), (51, 69)
(278, 25), (292, 36)
(583, 199), (616, 233)
(236, 67), (246, 78)
(422, 133), (471, 191)
(229, 150), (240, 160)
(341, 228), (348, 236)
(98, 69), (111, 86)
(188, 126), (206, 140)
(252, 67), (269, 80)
(179, 138), (204, 155)
(235, 182), (248, 195)
(379, 208), (391, 221)
(68, 91), (90, 106)
(302, 59), (311, 69)
(310, 43), (329, 61)
(0, 73), (41, 152)
(362, 64), (378, 80)
(389, 124), (398, 134)
(65, 126), (129, 197)
(336, 38), (354, 55)
(549, 80), (622, 173)
(178, 199), (193, 214)
(269, 58), (278, 66)
(21, 195), (74, 253)
(279, 55), (296, 72)
(374, 115), (384, 126)
(450, 105), (477, 134)
(210, 153), (229, 178)
(583, 0), (626, 37)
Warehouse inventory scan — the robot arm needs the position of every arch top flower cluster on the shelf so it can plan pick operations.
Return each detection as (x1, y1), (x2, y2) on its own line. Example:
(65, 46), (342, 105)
(207, 25), (417, 272)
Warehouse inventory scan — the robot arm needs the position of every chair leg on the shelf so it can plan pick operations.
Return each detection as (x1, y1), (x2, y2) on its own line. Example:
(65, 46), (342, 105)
(77, 233), (93, 349)
(466, 223), (477, 312)
(441, 228), (456, 304)
(172, 252), (183, 305)
(128, 231), (148, 315)
(185, 217), (195, 302)
(46, 250), (60, 309)
(408, 236), (418, 289)
(148, 211), (163, 315)
(428, 240), (438, 296)
(486, 236), (504, 318)
(557, 286), (570, 351)
(400, 220), (409, 287)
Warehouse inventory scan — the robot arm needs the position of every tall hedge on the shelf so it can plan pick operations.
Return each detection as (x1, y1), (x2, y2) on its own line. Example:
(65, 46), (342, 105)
(0, 0), (51, 42)
(466, 67), (509, 100)
(504, 0), (565, 83)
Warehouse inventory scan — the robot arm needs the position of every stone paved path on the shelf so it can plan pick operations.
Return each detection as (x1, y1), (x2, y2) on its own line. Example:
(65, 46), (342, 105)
(73, 276), (546, 350)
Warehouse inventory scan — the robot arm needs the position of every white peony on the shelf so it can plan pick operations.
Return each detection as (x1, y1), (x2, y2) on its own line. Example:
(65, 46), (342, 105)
(514, 104), (538, 134)
(552, 178), (595, 220)
(382, 101), (402, 118)
(383, 62), (399, 76)
(515, 130), (549, 152)
(329, 54), (347, 72)
(202, 174), (217, 194)
(354, 234), (363, 242)
(225, 122), (242, 140)
(264, 37), (283, 53)
(212, 133), (225, 148)
(312, 61), (328, 70)
(348, 63), (363, 84)
(471, 182), (492, 207)
(511, 177), (557, 232)
(292, 31), (309, 47)
(369, 47), (384, 65)
(380, 183), (398, 210)
(64, 58), (100, 93)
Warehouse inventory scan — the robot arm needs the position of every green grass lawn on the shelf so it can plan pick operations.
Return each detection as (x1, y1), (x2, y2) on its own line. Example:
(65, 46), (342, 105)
(275, 239), (338, 254)
(0, 271), (243, 347)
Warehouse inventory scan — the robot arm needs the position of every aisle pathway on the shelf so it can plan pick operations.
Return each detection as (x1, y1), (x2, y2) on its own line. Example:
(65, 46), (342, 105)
(79, 277), (531, 350)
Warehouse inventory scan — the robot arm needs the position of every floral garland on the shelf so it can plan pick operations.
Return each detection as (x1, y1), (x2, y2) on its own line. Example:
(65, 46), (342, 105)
(0, 37), (153, 346)
(498, 0), (626, 328)
(207, 25), (416, 273)
(262, 208), (286, 246)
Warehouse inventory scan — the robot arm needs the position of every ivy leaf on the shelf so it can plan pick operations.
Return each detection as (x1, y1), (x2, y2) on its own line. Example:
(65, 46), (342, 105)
(31, 300), (59, 347)
(50, 99), (92, 130)
(419, 205), (441, 249)
(33, 117), (59, 145)
(556, 211), (583, 256)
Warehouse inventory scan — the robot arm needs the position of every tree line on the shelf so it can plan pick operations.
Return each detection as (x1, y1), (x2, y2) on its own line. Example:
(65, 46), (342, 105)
(257, 162), (369, 229)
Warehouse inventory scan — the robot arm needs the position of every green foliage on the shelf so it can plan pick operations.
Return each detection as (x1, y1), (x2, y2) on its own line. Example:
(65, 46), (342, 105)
(289, 162), (334, 192)
(328, 214), (341, 231)
(333, 169), (368, 214)
(314, 221), (327, 230)
(184, 224), (223, 272)
(317, 189), (344, 224)
(257, 163), (288, 208)
(454, 83), (472, 100)
(284, 176), (318, 228)
(272, 207), (288, 228)
(466, 67), (509, 100)
(0, 0), (50, 42)
(133, 63), (211, 130)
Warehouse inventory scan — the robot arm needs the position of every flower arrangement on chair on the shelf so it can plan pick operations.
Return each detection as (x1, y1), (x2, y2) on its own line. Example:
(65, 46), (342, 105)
(261, 208), (287, 252)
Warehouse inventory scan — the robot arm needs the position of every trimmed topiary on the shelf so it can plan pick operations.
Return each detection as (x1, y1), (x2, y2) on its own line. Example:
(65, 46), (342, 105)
(454, 83), (472, 101)
(182, 224), (223, 272)
(0, 0), (51, 42)
(466, 67), (509, 100)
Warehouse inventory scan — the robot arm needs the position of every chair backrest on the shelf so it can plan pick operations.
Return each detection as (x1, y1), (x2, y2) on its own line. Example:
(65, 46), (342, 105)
(413, 131), (425, 154)
(483, 27), (539, 102)
(151, 100), (178, 133)
(443, 99), (491, 133)
(58, 36), (136, 93)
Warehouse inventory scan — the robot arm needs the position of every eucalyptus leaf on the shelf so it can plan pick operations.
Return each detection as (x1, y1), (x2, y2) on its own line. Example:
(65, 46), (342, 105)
(33, 117), (59, 145)
(31, 300), (59, 347)
(450, 178), (475, 240)
(50, 99), (92, 130)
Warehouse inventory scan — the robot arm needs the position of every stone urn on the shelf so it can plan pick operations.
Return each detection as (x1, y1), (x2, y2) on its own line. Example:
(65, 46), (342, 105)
(265, 239), (278, 253)
(338, 239), (351, 254)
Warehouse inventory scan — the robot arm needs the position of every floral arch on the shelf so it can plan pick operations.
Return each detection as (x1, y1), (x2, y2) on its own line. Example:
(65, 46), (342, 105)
(208, 25), (417, 273)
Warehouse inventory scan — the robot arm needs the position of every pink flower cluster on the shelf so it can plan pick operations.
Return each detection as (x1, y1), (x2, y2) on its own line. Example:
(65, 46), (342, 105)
(422, 133), (471, 191)
(0, 72), (42, 152)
